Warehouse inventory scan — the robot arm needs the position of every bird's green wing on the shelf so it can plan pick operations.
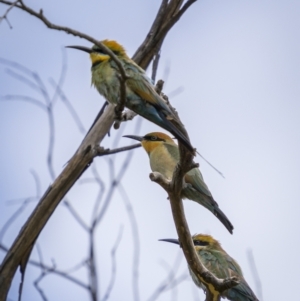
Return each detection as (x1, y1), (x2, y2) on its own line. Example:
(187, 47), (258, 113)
(199, 249), (230, 279)
(185, 168), (212, 197)
(225, 256), (258, 300)
(122, 60), (178, 119)
(201, 251), (258, 301)
(109, 58), (173, 116)
(164, 143), (180, 161)
(164, 143), (213, 198)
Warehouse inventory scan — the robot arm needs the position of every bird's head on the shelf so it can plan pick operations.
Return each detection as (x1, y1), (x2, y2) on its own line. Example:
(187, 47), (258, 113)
(192, 234), (223, 252)
(123, 132), (176, 155)
(159, 234), (224, 253)
(66, 39), (128, 67)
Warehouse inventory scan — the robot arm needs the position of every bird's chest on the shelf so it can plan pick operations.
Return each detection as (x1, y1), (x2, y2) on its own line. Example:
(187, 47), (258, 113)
(91, 63), (121, 105)
(149, 148), (177, 180)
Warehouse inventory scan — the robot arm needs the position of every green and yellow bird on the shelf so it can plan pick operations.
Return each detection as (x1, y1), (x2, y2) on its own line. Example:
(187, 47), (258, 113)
(67, 40), (194, 153)
(124, 132), (234, 233)
(160, 234), (259, 301)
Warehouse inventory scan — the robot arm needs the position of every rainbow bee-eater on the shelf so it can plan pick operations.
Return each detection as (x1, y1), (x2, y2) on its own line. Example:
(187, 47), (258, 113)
(123, 132), (234, 233)
(67, 40), (194, 153)
(160, 234), (259, 301)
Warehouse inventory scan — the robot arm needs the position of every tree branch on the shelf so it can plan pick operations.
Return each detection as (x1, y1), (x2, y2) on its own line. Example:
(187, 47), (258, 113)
(0, 0), (19, 28)
(0, 1), (198, 300)
(96, 143), (141, 157)
(149, 106), (238, 300)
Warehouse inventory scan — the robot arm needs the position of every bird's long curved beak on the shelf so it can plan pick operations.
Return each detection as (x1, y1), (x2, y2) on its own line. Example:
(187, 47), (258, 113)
(123, 135), (143, 142)
(66, 45), (93, 53)
(159, 238), (180, 245)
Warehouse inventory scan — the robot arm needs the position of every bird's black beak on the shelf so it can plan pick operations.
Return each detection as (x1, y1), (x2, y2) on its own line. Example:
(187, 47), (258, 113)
(123, 135), (143, 142)
(159, 238), (180, 246)
(66, 45), (93, 54)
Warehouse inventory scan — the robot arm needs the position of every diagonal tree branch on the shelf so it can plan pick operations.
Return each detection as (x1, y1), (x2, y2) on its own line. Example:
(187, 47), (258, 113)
(149, 100), (238, 300)
(0, 1), (200, 300)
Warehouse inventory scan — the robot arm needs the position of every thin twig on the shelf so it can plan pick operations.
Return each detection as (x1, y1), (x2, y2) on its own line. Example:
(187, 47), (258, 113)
(247, 249), (263, 301)
(0, 95), (47, 111)
(49, 79), (86, 134)
(89, 164), (106, 224)
(49, 47), (67, 106)
(147, 251), (185, 301)
(118, 184), (141, 301)
(88, 229), (98, 301)
(63, 200), (89, 232)
(0, 171), (40, 243)
(33, 244), (48, 301)
(97, 143), (141, 157)
(101, 226), (124, 301)
(0, 0), (20, 28)
(0, 244), (90, 292)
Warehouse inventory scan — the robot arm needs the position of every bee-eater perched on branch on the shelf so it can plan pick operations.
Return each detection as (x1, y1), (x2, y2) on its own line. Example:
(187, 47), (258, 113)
(67, 40), (194, 153)
(160, 234), (259, 301)
(124, 132), (234, 234)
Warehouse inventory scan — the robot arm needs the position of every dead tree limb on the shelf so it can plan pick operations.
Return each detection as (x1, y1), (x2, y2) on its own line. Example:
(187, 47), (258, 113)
(0, 1), (201, 300)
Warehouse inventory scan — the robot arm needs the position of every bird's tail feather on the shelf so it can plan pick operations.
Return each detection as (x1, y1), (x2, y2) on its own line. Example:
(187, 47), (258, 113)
(183, 187), (234, 234)
(158, 111), (194, 153)
(213, 205), (234, 234)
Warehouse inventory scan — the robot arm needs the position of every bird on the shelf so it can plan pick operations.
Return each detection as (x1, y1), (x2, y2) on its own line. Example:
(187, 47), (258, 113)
(123, 132), (234, 233)
(160, 234), (259, 301)
(66, 39), (194, 153)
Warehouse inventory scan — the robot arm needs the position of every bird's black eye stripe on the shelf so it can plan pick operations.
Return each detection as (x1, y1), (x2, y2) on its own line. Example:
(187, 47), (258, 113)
(92, 47), (108, 55)
(143, 135), (165, 142)
(92, 61), (103, 68)
(94, 49), (119, 55)
(193, 240), (209, 246)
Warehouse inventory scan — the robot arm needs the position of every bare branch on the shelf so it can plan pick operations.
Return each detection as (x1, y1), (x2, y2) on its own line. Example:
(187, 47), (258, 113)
(33, 274), (48, 301)
(148, 94), (238, 299)
(5, 68), (43, 93)
(32, 244), (48, 301)
(49, 79), (86, 134)
(96, 143), (141, 157)
(132, 0), (197, 68)
(151, 47), (161, 83)
(89, 165), (106, 224)
(0, 197), (35, 244)
(0, 244), (89, 290)
(63, 201), (89, 232)
(0, 0), (19, 27)
(0, 58), (57, 179)
(0, 2), (198, 299)
(49, 47), (67, 106)
(0, 95), (47, 110)
(147, 251), (187, 301)
(94, 141), (136, 226)
(88, 230), (98, 301)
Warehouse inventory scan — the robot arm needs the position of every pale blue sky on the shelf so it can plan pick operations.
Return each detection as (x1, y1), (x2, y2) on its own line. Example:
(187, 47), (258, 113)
(1, 1), (300, 300)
